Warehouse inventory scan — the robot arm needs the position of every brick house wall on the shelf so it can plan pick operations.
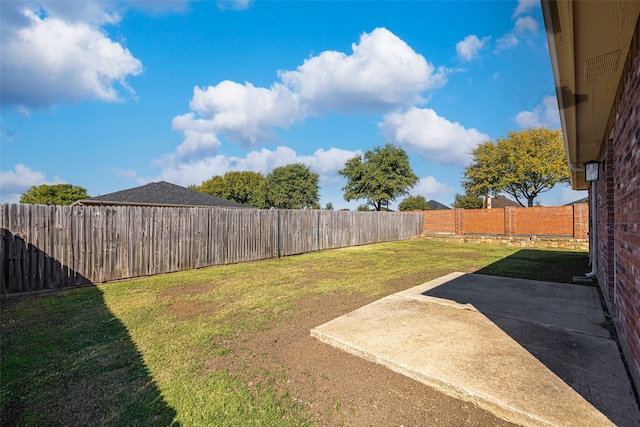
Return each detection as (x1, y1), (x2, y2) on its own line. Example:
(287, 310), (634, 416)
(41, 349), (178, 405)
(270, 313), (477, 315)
(596, 21), (640, 391)
(596, 140), (616, 303)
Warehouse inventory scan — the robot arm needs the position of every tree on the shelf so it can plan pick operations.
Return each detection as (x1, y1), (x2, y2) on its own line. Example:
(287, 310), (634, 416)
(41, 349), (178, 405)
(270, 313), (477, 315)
(339, 143), (418, 211)
(356, 204), (371, 211)
(398, 195), (430, 211)
(452, 192), (484, 209)
(265, 163), (320, 209)
(324, 202), (334, 211)
(191, 171), (268, 208)
(20, 184), (88, 205)
(463, 127), (568, 207)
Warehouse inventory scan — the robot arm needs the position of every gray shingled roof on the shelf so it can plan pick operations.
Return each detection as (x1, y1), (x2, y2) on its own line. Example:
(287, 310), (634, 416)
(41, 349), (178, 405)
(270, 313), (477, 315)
(490, 195), (521, 208)
(564, 197), (589, 206)
(75, 181), (252, 208)
(427, 200), (451, 210)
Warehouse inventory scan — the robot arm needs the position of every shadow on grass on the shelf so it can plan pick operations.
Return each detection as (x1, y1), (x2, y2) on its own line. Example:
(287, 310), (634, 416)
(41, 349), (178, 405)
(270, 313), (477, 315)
(1, 285), (178, 426)
(474, 248), (590, 283)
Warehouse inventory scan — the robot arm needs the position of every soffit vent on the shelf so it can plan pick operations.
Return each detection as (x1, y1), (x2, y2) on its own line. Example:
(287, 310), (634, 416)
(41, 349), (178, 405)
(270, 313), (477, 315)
(584, 50), (621, 80)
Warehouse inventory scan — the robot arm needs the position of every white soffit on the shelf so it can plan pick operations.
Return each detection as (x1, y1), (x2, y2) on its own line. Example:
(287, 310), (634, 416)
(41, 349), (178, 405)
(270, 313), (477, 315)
(543, 0), (640, 190)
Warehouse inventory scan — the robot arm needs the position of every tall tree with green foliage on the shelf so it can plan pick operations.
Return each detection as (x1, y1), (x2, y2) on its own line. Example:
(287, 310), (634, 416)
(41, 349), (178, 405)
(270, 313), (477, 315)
(398, 195), (430, 211)
(20, 184), (89, 205)
(463, 127), (568, 207)
(191, 171), (268, 208)
(339, 143), (418, 211)
(452, 192), (484, 209)
(265, 163), (320, 209)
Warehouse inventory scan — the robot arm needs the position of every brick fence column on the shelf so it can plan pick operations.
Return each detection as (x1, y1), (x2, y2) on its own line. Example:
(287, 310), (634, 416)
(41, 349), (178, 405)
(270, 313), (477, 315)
(504, 206), (515, 238)
(573, 203), (588, 239)
(454, 208), (464, 236)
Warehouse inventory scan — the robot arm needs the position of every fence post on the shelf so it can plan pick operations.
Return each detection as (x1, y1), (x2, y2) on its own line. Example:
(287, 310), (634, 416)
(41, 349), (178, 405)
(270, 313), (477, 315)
(504, 207), (515, 238)
(317, 209), (321, 252)
(454, 209), (464, 236)
(275, 209), (280, 259)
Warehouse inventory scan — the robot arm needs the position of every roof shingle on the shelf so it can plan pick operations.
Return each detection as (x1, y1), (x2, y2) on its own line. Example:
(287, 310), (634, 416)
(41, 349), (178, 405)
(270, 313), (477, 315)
(75, 181), (252, 208)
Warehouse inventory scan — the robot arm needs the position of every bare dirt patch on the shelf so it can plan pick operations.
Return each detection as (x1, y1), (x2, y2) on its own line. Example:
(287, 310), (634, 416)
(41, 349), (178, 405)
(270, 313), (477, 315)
(207, 292), (517, 426)
(168, 300), (219, 321)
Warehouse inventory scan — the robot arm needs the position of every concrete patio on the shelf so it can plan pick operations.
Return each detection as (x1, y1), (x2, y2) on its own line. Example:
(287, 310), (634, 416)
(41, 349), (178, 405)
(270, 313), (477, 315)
(311, 272), (640, 426)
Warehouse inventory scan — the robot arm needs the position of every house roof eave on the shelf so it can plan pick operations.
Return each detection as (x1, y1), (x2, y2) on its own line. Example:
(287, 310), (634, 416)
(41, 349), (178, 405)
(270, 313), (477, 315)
(542, 0), (640, 190)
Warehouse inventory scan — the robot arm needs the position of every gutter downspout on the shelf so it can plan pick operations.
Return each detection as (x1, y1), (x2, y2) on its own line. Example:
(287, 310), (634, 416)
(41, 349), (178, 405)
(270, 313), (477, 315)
(585, 179), (597, 278)
(569, 163), (597, 282)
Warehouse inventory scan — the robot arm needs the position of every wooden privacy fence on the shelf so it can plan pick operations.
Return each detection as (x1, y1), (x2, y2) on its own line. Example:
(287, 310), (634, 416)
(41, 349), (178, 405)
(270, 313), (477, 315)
(0, 204), (423, 294)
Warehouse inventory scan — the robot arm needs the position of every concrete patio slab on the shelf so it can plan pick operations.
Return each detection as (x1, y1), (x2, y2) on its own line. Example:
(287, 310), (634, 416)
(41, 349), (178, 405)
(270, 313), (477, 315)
(311, 272), (640, 427)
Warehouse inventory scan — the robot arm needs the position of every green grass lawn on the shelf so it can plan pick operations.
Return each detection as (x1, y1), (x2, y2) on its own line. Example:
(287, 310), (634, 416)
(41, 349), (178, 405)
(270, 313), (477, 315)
(1, 239), (588, 426)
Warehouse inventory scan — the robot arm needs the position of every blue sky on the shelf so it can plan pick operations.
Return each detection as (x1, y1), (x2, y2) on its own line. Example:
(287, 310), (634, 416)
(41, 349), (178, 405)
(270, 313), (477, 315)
(0, 0), (586, 209)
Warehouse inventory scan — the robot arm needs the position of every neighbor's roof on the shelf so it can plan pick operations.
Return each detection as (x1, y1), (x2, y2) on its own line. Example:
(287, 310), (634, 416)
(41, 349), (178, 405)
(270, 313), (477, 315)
(564, 197), (589, 206)
(542, 0), (640, 190)
(74, 181), (252, 208)
(427, 200), (451, 210)
(490, 195), (521, 208)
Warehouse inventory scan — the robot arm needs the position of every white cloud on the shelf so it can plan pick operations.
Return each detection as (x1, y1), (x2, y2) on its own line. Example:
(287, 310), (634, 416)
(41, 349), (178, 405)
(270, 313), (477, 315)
(154, 146), (359, 189)
(280, 27), (446, 112)
(172, 28), (447, 152)
(495, 12), (540, 54)
(171, 112), (222, 158)
(0, 164), (63, 203)
(513, 0), (538, 17)
(410, 176), (454, 198)
(515, 16), (538, 33)
(1, 1), (143, 109)
(35, 1), (121, 25)
(514, 96), (560, 128)
(183, 81), (303, 147)
(378, 107), (490, 166)
(456, 35), (490, 62)
(495, 34), (519, 52)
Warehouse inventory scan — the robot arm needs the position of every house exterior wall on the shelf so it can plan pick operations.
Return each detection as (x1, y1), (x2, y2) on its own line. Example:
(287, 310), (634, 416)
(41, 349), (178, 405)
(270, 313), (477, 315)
(596, 140), (616, 304)
(596, 26), (640, 391)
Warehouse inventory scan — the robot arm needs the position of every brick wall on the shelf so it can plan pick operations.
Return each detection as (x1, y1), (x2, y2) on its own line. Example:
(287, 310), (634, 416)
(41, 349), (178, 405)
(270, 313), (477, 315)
(421, 205), (588, 239)
(422, 209), (455, 234)
(598, 24), (640, 391)
(463, 208), (505, 234)
(514, 206), (575, 237)
(597, 140), (616, 303)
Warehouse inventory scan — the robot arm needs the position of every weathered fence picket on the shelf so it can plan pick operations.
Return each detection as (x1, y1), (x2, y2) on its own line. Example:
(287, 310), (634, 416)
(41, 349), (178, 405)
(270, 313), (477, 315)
(0, 204), (422, 294)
